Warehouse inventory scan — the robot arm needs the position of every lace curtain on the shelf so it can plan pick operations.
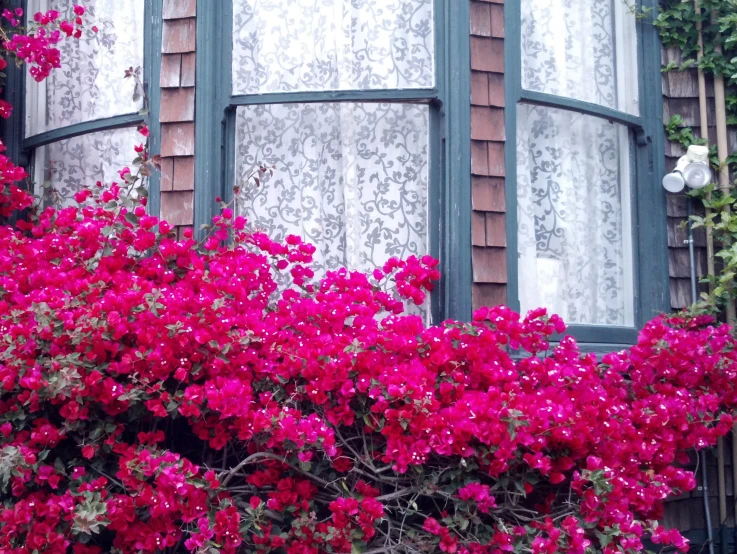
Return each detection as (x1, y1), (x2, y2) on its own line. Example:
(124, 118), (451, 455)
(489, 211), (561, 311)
(232, 0), (434, 314)
(34, 127), (140, 208)
(517, 0), (637, 326)
(232, 0), (434, 94)
(516, 106), (634, 327)
(521, 0), (639, 115)
(234, 102), (429, 279)
(26, 0), (143, 136)
(26, 0), (144, 206)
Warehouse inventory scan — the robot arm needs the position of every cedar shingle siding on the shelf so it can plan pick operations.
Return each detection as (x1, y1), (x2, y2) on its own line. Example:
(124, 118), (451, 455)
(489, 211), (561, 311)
(159, 0), (196, 237)
(469, 0), (507, 311)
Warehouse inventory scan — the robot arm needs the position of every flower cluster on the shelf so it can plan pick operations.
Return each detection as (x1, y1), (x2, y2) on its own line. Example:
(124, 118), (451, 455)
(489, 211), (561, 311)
(0, 8), (737, 554)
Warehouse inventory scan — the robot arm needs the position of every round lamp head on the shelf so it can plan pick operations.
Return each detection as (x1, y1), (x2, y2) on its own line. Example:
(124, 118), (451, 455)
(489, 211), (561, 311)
(682, 162), (712, 189)
(662, 171), (686, 193)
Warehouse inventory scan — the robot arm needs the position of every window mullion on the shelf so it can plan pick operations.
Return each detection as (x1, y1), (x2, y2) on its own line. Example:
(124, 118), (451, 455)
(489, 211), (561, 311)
(519, 90), (644, 128)
(21, 113), (145, 151)
(230, 89), (440, 107)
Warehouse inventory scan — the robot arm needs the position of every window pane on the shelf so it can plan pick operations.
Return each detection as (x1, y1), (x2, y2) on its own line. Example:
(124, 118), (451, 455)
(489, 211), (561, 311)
(33, 127), (140, 208)
(521, 0), (639, 114)
(26, 0), (144, 136)
(516, 104), (634, 326)
(234, 102), (429, 278)
(232, 0), (434, 94)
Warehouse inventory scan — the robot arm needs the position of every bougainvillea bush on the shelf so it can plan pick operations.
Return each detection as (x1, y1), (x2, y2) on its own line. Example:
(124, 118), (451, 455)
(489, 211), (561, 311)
(2, 7), (737, 554)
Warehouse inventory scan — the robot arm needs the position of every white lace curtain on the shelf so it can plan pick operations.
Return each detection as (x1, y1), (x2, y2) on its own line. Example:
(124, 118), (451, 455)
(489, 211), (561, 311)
(26, 0), (143, 136)
(232, 0), (435, 301)
(516, 105), (634, 326)
(234, 102), (429, 278)
(517, 0), (638, 326)
(35, 128), (140, 208)
(232, 0), (435, 94)
(26, 0), (144, 207)
(521, 0), (638, 114)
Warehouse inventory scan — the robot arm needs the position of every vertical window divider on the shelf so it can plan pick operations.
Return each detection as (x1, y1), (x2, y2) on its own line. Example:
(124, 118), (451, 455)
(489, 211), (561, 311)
(144, 0), (162, 218)
(194, 0), (227, 239)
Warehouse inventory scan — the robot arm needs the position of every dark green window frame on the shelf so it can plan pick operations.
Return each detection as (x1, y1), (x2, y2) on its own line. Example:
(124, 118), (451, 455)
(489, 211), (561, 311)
(503, 0), (670, 348)
(1, 0), (163, 217)
(194, 0), (473, 322)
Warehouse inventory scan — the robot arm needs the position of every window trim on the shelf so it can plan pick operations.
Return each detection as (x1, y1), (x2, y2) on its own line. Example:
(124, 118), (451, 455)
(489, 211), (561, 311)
(194, 0), (473, 322)
(503, 0), (669, 347)
(2, 0), (163, 217)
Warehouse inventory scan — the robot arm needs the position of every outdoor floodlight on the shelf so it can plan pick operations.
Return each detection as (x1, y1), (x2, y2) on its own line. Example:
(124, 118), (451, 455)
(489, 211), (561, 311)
(662, 145), (713, 193)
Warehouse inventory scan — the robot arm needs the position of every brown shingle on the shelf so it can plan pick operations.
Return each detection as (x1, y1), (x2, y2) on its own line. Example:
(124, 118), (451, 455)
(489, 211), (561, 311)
(173, 157), (196, 191)
(162, 19), (196, 54)
(471, 107), (505, 141)
(473, 283), (507, 310)
(472, 247), (507, 283)
(470, 2), (491, 37)
(472, 211), (486, 246)
(489, 4), (504, 38)
(487, 142), (506, 177)
(163, 0), (196, 20)
(160, 157), (174, 192)
(471, 37), (504, 73)
(160, 54), (181, 88)
(161, 122), (195, 157)
(160, 88), (196, 123)
(161, 191), (194, 226)
(488, 73), (504, 107)
(471, 140), (489, 176)
(485, 212), (506, 247)
(472, 176), (505, 212)
(181, 53), (196, 87)
(471, 72), (489, 106)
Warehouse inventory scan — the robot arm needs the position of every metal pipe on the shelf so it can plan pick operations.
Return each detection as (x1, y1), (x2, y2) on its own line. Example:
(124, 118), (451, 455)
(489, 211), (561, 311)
(690, 197), (716, 554)
(717, 439), (727, 554)
(702, 450), (716, 554)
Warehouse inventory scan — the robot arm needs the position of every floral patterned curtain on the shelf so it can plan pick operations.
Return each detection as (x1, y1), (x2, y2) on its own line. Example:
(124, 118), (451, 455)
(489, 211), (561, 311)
(231, 0), (434, 94)
(26, 0), (144, 136)
(517, 0), (638, 326)
(516, 106), (634, 327)
(234, 102), (429, 280)
(232, 0), (434, 309)
(26, 0), (144, 207)
(520, 0), (638, 114)
(34, 128), (140, 208)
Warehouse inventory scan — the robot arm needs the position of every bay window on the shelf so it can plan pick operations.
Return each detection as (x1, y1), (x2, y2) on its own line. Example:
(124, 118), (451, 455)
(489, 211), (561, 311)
(506, 0), (669, 345)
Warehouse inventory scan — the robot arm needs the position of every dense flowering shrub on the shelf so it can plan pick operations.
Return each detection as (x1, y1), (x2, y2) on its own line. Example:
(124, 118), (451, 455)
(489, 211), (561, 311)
(1, 7), (737, 554)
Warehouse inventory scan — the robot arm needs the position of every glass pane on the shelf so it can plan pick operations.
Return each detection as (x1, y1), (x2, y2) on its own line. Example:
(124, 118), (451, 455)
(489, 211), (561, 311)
(516, 104), (634, 326)
(26, 0), (144, 136)
(232, 0), (435, 94)
(234, 102), (429, 279)
(33, 126), (140, 208)
(521, 0), (639, 115)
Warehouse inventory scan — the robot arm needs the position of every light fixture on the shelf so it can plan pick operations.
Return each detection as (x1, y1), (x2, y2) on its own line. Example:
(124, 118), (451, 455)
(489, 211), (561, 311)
(662, 145), (713, 192)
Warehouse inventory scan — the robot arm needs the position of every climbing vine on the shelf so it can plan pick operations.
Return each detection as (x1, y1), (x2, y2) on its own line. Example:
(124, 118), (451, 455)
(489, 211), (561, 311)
(654, 0), (737, 311)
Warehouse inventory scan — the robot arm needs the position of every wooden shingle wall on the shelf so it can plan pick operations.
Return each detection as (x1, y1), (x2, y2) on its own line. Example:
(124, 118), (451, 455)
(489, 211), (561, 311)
(159, 0), (196, 238)
(661, 46), (737, 310)
(469, 0), (508, 311)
